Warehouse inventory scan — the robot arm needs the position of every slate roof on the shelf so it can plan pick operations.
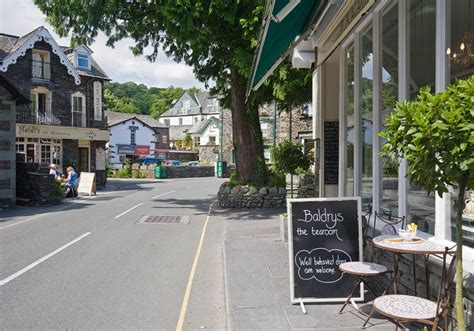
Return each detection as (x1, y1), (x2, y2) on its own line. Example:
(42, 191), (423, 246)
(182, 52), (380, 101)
(106, 111), (168, 129)
(0, 27), (110, 80)
(188, 117), (220, 135)
(160, 90), (221, 117)
(169, 125), (193, 140)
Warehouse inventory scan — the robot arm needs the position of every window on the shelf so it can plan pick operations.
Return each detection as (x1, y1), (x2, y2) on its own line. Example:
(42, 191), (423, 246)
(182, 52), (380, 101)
(77, 53), (89, 69)
(164, 119), (170, 126)
(345, 45), (355, 196)
(194, 117), (198, 123)
(194, 137), (200, 148)
(208, 136), (216, 145)
(30, 87), (54, 125)
(407, 0), (436, 235)
(302, 102), (313, 117)
(32, 50), (50, 80)
(381, 3), (399, 213)
(72, 93), (86, 127)
(16, 138), (62, 168)
(183, 100), (190, 111)
(179, 118), (183, 125)
(130, 129), (136, 145)
(360, 26), (374, 206)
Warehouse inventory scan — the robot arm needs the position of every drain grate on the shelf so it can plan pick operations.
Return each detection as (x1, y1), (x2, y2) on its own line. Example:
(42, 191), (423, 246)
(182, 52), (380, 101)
(137, 215), (190, 224)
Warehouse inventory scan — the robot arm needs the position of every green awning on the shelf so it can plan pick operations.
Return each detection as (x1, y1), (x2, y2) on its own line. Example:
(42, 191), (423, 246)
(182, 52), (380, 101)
(249, 0), (322, 92)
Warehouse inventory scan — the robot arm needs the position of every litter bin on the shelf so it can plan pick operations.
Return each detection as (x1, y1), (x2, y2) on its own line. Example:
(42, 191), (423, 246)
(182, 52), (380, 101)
(155, 165), (167, 179)
(217, 161), (227, 178)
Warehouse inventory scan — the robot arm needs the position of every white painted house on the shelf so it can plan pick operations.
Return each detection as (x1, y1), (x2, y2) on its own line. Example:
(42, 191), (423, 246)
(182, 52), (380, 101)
(106, 111), (169, 167)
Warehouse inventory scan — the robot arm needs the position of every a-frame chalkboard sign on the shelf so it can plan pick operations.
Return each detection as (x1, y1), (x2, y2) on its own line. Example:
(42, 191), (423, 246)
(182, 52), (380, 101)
(287, 197), (363, 304)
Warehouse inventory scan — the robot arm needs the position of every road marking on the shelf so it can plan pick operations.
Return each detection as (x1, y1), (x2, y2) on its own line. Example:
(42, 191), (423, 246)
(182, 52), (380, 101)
(0, 204), (72, 230)
(114, 203), (144, 219)
(152, 190), (176, 199)
(0, 232), (91, 286)
(176, 202), (215, 331)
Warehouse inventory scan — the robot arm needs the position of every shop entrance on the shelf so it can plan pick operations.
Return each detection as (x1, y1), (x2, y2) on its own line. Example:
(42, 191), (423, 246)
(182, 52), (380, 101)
(78, 147), (89, 174)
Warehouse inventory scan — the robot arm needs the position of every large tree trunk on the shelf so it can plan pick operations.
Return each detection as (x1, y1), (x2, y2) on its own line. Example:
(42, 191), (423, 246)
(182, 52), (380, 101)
(229, 68), (266, 184)
(455, 175), (467, 330)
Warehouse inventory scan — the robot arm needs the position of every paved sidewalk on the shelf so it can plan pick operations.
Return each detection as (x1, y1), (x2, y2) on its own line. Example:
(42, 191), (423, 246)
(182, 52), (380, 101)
(218, 208), (394, 330)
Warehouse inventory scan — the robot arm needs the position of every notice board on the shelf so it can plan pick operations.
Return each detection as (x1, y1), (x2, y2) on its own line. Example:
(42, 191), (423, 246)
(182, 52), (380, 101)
(324, 121), (339, 185)
(77, 172), (96, 196)
(287, 197), (362, 303)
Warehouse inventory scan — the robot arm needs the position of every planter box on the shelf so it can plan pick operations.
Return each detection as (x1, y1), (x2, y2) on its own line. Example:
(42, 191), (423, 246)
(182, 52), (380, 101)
(280, 214), (288, 242)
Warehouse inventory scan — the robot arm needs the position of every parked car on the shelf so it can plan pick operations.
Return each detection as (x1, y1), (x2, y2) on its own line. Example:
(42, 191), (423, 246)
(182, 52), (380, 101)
(142, 157), (165, 165)
(187, 161), (200, 167)
(164, 160), (181, 167)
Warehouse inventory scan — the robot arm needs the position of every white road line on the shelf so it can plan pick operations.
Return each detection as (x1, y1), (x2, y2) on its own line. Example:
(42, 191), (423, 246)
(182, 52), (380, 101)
(152, 190), (176, 199)
(0, 204), (72, 231)
(114, 203), (144, 219)
(0, 232), (91, 286)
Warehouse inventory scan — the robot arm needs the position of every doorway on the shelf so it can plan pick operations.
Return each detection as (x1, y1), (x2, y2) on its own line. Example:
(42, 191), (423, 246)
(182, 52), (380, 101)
(78, 147), (89, 174)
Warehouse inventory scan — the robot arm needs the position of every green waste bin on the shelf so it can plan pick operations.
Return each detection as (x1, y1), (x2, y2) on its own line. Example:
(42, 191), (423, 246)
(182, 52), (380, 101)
(217, 161), (227, 178)
(155, 165), (168, 179)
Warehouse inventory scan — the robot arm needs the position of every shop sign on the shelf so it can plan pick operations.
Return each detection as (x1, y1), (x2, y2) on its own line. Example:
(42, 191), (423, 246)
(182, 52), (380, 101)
(93, 81), (102, 121)
(16, 124), (109, 141)
(117, 144), (150, 155)
(78, 172), (96, 196)
(288, 197), (362, 303)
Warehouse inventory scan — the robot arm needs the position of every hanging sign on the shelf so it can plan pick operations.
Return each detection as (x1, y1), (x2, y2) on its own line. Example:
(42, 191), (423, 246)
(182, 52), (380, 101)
(77, 172), (96, 196)
(288, 197), (362, 303)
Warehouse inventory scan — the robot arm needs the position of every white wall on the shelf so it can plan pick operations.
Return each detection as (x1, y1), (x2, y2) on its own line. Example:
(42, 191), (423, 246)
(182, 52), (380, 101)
(159, 113), (220, 126)
(108, 118), (156, 164)
(199, 121), (220, 146)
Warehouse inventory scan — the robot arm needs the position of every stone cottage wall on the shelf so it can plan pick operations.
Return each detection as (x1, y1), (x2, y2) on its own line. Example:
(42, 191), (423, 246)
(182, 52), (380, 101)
(218, 185), (286, 208)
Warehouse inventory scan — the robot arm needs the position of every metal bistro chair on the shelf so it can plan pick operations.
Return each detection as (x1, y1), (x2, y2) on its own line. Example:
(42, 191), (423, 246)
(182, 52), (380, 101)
(372, 246), (456, 330)
(338, 205), (389, 322)
(373, 211), (406, 235)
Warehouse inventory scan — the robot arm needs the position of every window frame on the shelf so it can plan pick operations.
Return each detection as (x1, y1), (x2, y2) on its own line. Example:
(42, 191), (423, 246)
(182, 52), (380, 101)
(76, 52), (90, 69)
(71, 92), (86, 128)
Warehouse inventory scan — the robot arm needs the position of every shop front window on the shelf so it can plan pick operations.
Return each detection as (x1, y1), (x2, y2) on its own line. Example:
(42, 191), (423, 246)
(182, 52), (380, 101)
(360, 26), (373, 207)
(448, 0), (474, 248)
(407, 0), (436, 234)
(381, 3), (399, 214)
(345, 45), (355, 196)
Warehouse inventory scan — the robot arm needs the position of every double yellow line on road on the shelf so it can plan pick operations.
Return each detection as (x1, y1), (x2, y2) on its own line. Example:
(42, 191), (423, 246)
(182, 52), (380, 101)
(176, 201), (215, 331)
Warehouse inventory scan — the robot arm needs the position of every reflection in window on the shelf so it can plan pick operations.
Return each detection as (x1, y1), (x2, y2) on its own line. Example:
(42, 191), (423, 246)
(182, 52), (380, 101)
(381, 3), (399, 214)
(449, 0), (474, 248)
(346, 45), (355, 196)
(361, 27), (373, 207)
(407, 0), (436, 234)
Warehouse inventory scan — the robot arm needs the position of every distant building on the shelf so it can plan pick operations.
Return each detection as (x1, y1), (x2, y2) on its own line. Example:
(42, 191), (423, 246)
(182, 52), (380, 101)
(159, 91), (233, 165)
(277, 103), (313, 153)
(0, 26), (110, 185)
(106, 111), (169, 167)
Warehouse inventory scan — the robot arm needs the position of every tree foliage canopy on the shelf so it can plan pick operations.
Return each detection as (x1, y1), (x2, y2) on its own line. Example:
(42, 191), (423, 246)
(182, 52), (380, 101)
(270, 140), (311, 176)
(380, 77), (474, 195)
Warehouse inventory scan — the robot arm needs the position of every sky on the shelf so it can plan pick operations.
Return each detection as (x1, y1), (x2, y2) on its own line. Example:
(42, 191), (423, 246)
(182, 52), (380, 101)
(0, 0), (205, 89)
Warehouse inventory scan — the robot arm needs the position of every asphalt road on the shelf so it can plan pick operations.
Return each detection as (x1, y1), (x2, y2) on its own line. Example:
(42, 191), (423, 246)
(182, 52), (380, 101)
(0, 177), (227, 329)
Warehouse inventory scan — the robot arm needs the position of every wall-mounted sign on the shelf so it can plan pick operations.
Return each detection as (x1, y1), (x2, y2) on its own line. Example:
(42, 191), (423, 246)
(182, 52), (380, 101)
(117, 144), (150, 155)
(93, 81), (102, 121)
(129, 126), (139, 131)
(96, 148), (106, 171)
(16, 124), (109, 141)
(288, 197), (362, 303)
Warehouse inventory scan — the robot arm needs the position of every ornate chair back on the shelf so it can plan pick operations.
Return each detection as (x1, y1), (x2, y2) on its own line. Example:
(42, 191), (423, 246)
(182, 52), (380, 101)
(373, 211), (406, 235)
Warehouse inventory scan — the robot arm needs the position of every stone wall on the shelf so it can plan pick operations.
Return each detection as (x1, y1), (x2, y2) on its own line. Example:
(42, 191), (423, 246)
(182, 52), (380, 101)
(0, 98), (16, 208)
(199, 145), (218, 165)
(166, 166), (214, 178)
(16, 162), (62, 205)
(218, 184), (286, 208)
(277, 106), (312, 143)
(286, 173), (318, 199)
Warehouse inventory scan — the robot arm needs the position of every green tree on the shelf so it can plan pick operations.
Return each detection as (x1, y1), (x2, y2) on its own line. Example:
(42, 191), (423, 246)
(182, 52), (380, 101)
(150, 87), (184, 118)
(183, 134), (193, 151)
(381, 77), (474, 330)
(34, 0), (268, 183)
(104, 89), (140, 114)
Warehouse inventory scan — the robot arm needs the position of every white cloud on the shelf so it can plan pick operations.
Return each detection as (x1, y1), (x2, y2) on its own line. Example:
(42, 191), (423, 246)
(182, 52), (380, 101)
(0, 0), (206, 89)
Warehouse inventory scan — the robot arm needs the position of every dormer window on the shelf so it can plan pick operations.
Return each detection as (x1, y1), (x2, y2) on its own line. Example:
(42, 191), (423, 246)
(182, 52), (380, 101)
(77, 53), (90, 69)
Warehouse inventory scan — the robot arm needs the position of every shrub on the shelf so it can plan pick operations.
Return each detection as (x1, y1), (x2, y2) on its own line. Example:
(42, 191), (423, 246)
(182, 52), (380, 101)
(271, 140), (311, 175)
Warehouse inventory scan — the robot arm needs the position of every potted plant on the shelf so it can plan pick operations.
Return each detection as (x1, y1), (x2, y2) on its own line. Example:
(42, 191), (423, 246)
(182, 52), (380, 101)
(380, 76), (474, 329)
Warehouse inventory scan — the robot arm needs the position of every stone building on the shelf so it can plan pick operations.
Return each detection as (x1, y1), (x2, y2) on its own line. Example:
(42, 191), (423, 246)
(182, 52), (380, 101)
(159, 90), (233, 165)
(0, 27), (110, 186)
(0, 76), (29, 208)
(277, 103), (313, 152)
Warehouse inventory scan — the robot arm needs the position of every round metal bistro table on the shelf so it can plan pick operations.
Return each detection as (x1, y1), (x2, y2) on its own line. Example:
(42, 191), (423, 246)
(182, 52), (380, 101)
(372, 235), (453, 298)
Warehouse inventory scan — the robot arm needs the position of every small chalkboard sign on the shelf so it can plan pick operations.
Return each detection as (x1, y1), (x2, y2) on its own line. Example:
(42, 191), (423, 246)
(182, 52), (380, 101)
(324, 121), (339, 185)
(77, 172), (96, 196)
(288, 197), (362, 303)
